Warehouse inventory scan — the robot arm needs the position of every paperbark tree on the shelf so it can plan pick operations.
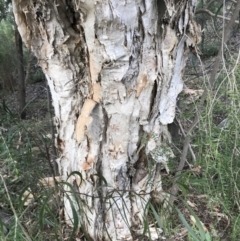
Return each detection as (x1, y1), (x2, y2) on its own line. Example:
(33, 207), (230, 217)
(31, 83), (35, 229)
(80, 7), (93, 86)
(12, 0), (200, 240)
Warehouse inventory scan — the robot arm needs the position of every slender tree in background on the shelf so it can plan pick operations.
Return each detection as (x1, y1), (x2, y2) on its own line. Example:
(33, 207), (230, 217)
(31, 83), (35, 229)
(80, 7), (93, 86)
(0, 0), (14, 91)
(12, 0), (201, 240)
(15, 25), (26, 119)
(0, 0), (26, 118)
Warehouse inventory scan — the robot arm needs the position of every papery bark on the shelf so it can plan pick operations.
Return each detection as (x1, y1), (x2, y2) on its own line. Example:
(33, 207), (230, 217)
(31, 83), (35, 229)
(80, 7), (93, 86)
(12, 0), (200, 240)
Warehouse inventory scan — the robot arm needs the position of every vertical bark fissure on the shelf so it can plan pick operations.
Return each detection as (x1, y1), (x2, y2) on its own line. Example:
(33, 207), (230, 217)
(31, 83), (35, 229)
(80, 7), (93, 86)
(94, 106), (108, 240)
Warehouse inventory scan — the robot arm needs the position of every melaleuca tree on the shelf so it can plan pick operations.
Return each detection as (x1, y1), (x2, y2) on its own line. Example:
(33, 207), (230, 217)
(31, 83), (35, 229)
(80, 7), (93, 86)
(12, 1), (201, 240)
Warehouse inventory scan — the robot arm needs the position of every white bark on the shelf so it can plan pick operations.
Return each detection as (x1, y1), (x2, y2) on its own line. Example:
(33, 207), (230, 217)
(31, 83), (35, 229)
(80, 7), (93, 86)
(13, 0), (201, 240)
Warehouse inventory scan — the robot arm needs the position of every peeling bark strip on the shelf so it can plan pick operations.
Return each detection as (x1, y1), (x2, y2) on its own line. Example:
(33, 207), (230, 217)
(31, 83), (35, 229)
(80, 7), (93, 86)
(13, 0), (200, 240)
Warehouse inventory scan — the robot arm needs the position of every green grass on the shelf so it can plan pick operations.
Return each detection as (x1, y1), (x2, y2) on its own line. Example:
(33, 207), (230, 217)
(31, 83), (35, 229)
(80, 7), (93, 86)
(183, 57), (240, 240)
(0, 102), (62, 241)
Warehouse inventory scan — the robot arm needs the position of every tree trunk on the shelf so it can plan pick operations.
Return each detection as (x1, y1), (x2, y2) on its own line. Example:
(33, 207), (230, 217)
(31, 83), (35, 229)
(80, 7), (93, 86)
(12, 0), (200, 240)
(24, 50), (34, 85)
(15, 25), (26, 119)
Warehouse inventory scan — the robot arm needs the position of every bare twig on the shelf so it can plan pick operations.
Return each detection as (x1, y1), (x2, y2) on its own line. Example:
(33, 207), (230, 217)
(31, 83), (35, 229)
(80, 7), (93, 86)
(205, 0), (237, 9)
(195, 8), (239, 24)
(176, 118), (196, 162)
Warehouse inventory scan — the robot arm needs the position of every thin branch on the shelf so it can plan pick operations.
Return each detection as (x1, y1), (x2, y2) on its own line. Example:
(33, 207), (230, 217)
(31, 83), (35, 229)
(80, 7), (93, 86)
(195, 8), (239, 24)
(176, 118), (196, 162)
(205, 0), (217, 9)
(206, 0), (237, 9)
(228, 0), (237, 3)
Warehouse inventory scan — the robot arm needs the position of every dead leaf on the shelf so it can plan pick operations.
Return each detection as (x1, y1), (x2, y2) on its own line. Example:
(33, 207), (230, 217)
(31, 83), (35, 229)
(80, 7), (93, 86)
(191, 165), (202, 173)
(22, 189), (34, 206)
(190, 215), (208, 232)
(187, 200), (197, 208)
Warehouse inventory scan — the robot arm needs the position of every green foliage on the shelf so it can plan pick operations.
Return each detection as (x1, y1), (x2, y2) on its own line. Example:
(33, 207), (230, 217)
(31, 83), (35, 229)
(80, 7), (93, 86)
(0, 0), (11, 21)
(0, 103), (63, 240)
(188, 58), (240, 240)
(202, 43), (220, 58)
(30, 70), (45, 84)
(0, 17), (35, 91)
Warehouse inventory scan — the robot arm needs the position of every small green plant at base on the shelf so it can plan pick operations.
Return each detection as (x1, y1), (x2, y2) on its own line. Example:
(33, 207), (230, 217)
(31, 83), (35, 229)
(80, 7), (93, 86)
(30, 71), (45, 84)
(176, 203), (212, 241)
